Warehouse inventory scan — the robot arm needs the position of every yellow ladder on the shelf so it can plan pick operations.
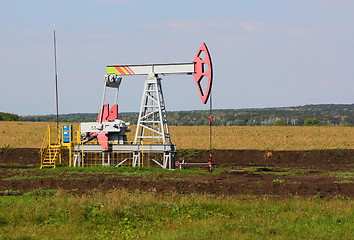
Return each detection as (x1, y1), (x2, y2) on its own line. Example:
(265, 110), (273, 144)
(40, 144), (62, 169)
(40, 126), (62, 169)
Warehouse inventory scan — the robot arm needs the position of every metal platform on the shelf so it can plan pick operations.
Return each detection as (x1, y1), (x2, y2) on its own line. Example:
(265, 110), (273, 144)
(73, 143), (175, 153)
(73, 142), (176, 169)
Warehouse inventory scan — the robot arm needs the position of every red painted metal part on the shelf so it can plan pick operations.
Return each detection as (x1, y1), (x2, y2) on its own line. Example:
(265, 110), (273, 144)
(208, 114), (213, 123)
(97, 132), (109, 151)
(95, 103), (119, 151)
(193, 43), (213, 104)
(97, 104), (119, 122)
(97, 104), (109, 122)
(107, 104), (118, 121)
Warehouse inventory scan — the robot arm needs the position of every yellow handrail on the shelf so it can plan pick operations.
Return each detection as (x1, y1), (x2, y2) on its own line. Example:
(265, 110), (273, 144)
(40, 126), (50, 160)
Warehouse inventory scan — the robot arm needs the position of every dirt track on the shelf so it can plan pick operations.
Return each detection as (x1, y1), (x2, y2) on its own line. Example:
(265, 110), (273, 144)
(0, 148), (353, 197)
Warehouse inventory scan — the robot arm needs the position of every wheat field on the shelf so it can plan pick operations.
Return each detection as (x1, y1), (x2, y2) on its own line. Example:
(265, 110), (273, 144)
(0, 121), (353, 150)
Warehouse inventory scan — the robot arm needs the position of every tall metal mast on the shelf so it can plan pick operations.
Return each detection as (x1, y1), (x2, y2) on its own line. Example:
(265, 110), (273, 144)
(53, 28), (59, 134)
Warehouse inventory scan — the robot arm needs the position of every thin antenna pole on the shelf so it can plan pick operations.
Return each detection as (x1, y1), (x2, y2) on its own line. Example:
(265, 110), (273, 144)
(210, 93), (212, 150)
(53, 28), (59, 133)
(208, 92), (213, 171)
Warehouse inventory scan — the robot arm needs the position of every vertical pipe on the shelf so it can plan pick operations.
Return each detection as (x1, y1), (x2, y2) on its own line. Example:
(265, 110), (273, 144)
(115, 87), (119, 104)
(69, 125), (72, 167)
(81, 143), (84, 168)
(53, 29), (59, 135)
(77, 125), (81, 144)
(48, 126), (51, 146)
(141, 141), (144, 167)
(209, 93), (213, 171)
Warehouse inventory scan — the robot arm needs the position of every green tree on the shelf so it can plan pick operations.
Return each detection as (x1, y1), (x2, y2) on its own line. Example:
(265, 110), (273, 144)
(0, 112), (19, 121)
(233, 119), (246, 126)
(273, 119), (286, 126)
(303, 118), (320, 126)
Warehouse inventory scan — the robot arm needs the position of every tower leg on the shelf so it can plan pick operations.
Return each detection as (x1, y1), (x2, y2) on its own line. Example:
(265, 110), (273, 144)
(132, 152), (140, 167)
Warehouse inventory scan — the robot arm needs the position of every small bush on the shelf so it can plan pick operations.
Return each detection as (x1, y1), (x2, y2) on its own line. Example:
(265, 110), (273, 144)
(2, 144), (13, 152)
(272, 178), (284, 183)
(303, 118), (320, 126)
(273, 120), (286, 126)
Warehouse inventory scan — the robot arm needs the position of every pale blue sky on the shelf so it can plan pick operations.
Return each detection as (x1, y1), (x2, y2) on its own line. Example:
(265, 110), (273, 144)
(0, 0), (353, 115)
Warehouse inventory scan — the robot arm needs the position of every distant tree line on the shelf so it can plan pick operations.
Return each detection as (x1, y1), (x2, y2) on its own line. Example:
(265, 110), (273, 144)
(19, 112), (138, 124)
(0, 112), (19, 121)
(19, 104), (354, 126)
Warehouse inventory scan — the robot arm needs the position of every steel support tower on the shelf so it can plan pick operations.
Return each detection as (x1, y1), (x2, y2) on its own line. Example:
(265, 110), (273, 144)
(134, 74), (171, 145)
(133, 73), (174, 168)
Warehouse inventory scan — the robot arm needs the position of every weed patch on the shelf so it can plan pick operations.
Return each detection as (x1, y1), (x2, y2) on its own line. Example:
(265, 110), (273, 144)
(335, 180), (353, 184)
(23, 189), (57, 196)
(272, 178), (285, 183)
(328, 171), (353, 179)
(38, 165), (225, 177)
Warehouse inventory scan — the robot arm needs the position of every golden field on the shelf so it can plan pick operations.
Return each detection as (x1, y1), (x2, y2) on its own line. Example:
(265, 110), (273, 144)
(0, 121), (353, 150)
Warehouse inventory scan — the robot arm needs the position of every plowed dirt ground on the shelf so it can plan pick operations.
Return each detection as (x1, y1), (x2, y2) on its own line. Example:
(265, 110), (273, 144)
(0, 148), (353, 197)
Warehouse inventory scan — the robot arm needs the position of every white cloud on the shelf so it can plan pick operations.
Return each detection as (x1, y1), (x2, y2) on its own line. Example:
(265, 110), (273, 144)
(168, 20), (208, 30)
(238, 21), (264, 32)
(90, 0), (131, 3)
(170, 20), (185, 30)
(285, 28), (308, 37)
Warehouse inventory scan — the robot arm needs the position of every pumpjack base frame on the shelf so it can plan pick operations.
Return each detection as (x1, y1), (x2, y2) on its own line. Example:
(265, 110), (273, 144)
(73, 143), (176, 169)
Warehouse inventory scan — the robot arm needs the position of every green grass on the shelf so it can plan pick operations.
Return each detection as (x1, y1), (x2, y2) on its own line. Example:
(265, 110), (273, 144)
(234, 166), (293, 176)
(2, 175), (50, 181)
(6, 165), (346, 183)
(335, 180), (353, 184)
(1, 166), (225, 183)
(0, 189), (352, 239)
(37, 165), (225, 177)
(328, 171), (354, 179)
(272, 178), (285, 183)
(238, 167), (353, 181)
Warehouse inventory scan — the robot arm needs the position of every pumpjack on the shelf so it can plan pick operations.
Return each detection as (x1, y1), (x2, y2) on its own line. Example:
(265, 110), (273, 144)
(74, 43), (213, 169)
